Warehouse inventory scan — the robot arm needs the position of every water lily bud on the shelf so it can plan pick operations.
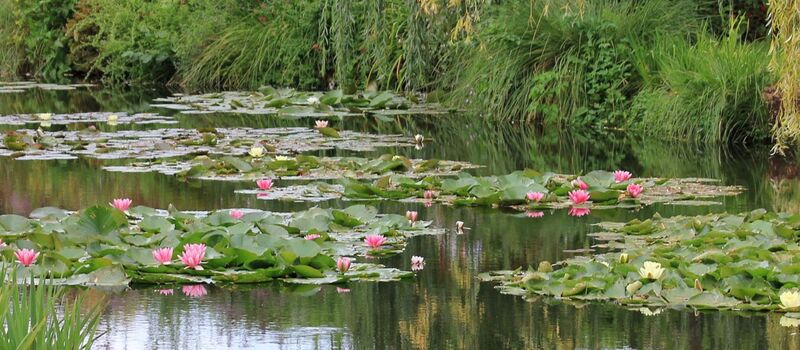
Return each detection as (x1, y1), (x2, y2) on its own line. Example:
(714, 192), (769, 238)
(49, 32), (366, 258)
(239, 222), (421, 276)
(537, 261), (552, 273)
(626, 281), (643, 295)
(619, 253), (629, 264)
(694, 278), (703, 292)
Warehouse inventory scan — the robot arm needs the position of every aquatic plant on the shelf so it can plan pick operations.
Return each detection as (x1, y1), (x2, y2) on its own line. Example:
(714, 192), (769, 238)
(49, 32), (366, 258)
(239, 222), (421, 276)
(0, 204), (439, 286)
(481, 209), (800, 311)
(767, 0), (800, 152)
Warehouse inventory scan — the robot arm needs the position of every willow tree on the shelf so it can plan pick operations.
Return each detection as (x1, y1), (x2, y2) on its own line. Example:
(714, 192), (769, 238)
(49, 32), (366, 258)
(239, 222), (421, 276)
(768, 0), (800, 154)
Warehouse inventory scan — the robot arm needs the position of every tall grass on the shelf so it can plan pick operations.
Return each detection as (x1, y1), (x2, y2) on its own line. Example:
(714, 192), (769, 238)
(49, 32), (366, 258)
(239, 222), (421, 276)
(449, 0), (700, 126)
(0, 268), (105, 349)
(0, 0), (21, 78)
(630, 25), (774, 144)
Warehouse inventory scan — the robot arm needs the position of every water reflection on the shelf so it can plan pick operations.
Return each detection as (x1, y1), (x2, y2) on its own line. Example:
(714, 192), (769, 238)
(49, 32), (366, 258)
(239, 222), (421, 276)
(5, 88), (800, 348)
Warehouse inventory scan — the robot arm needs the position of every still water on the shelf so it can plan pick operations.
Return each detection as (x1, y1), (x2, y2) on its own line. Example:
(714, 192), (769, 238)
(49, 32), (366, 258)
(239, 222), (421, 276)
(2, 87), (800, 349)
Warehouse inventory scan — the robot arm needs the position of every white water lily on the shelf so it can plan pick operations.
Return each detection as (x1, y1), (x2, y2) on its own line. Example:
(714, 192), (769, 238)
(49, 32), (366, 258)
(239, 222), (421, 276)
(626, 281), (643, 295)
(107, 114), (119, 126)
(249, 146), (264, 158)
(638, 261), (665, 280)
(36, 113), (52, 121)
(307, 96), (320, 105)
(780, 315), (800, 327)
(40, 121), (51, 128)
(455, 220), (465, 234)
(638, 307), (663, 316)
(414, 134), (424, 144)
(275, 155), (293, 161)
(781, 290), (800, 309)
(314, 119), (328, 128)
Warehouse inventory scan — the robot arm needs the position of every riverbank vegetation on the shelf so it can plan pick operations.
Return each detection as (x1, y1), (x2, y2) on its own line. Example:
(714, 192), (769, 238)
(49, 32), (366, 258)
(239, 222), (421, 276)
(1, 0), (794, 147)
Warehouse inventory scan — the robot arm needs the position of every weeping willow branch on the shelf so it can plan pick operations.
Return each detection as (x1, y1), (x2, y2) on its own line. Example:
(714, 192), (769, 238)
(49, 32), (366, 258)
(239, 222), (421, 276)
(768, 0), (800, 154)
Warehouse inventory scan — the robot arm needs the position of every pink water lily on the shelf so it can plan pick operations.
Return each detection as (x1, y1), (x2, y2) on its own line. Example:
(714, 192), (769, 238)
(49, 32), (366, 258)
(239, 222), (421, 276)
(526, 192), (545, 202)
(572, 179), (589, 190)
(364, 235), (387, 249)
(411, 256), (425, 271)
(423, 190), (436, 199)
(568, 207), (591, 217)
(406, 211), (418, 223)
(337, 257), (351, 273)
(315, 120), (329, 129)
(256, 178), (274, 190)
(336, 287), (350, 293)
(614, 170), (632, 183)
(627, 183), (644, 198)
(229, 210), (244, 219)
(157, 289), (174, 296)
(0, 239), (6, 248)
(304, 234), (321, 240)
(152, 247), (173, 265)
(424, 201), (432, 208)
(182, 284), (207, 298)
(179, 243), (206, 270)
(110, 198), (132, 211)
(568, 190), (590, 205)
(15, 249), (39, 267)
(526, 211), (544, 218)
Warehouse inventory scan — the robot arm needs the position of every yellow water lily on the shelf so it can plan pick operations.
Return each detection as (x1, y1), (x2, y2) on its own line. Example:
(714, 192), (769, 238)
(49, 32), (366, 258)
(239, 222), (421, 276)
(275, 155), (293, 161)
(249, 146), (264, 158)
(781, 290), (800, 309)
(638, 261), (665, 280)
(40, 121), (51, 128)
(619, 253), (629, 264)
(37, 113), (52, 121)
(107, 114), (119, 126)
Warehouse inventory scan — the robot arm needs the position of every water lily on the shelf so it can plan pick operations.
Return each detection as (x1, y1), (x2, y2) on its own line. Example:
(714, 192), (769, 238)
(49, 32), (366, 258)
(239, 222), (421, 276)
(336, 257), (351, 273)
(406, 210), (418, 223)
(572, 178), (589, 190)
(526, 192), (544, 202)
(315, 120), (328, 129)
(304, 234), (321, 240)
(275, 155), (292, 161)
(40, 121), (51, 128)
(424, 201), (432, 208)
(638, 261), (665, 280)
(0, 239), (6, 248)
(414, 134), (424, 144)
(182, 284), (207, 298)
(179, 243), (206, 270)
(152, 247), (173, 265)
(568, 190), (590, 205)
(36, 113), (52, 121)
(336, 287), (350, 294)
(455, 221), (465, 234)
(567, 207), (591, 217)
(525, 211), (544, 218)
(781, 290), (800, 309)
(229, 210), (244, 219)
(249, 146), (264, 158)
(107, 114), (118, 126)
(626, 281), (643, 295)
(15, 249), (39, 267)
(256, 178), (273, 190)
(619, 253), (629, 264)
(614, 170), (632, 183)
(307, 96), (320, 105)
(110, 198), (132, 211)
(423, 190), (436, 199)
(627, 183), (644, 198)
(364, 235), (387, 249)
(411, 256), (425, 271)
(639, 307), (663, 316)
(157, 289), (174, 296)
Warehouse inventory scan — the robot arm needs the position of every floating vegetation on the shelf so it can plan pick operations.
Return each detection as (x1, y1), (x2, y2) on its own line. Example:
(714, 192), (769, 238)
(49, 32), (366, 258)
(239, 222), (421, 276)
(1, 127), (415, 160)
(104, 154), (478, 181)
(310, 170), (743, 210)
(480, 209), (800, 312)
(151, 88), (452, 116)
(0, 112), (176, 126)
(0, 81), (95, 94)
(0, 204), (441, 287)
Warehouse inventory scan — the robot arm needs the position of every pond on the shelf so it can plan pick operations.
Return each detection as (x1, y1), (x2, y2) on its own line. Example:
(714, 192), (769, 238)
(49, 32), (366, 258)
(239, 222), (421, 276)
(1, 86), (799, 349)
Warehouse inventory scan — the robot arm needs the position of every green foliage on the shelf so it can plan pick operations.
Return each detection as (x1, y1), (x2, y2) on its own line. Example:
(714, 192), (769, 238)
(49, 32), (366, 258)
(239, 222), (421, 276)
(451, 0), (699, 126)
(7, 0), (77, 81)
(0, 268), (104, 349)
(630, 26), (774, 143)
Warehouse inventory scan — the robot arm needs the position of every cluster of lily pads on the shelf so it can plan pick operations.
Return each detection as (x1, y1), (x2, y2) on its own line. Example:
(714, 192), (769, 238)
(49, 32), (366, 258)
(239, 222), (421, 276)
(229, 169), (742, 210)
(151, 87), (452, 117)
(0, 202), (440, 287)
(480, 209), (800, 315)
(104, 153), (478, 182)
(1, 126), (417, 160)
(0, 81), (94, 94)
(0, 112), (175, 126)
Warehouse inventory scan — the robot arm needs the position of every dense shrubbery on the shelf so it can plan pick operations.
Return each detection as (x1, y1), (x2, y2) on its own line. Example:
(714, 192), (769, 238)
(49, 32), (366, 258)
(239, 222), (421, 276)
(0, 0), (782, 145)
